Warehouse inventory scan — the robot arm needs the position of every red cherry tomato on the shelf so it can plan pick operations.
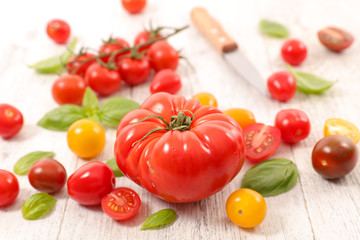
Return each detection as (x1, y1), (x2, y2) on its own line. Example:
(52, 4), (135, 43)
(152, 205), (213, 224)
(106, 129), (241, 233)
(267, 71), (296, 102)
(121, 0), (146, 14)
(66, 52), (97, 77)
(243, 123), (281, 163)
(275, 109), (311, 144)
(101, 187), (141, 220)
(150, 69), (182, 94)
(46, 19), (71, 44)
(0, 170), (19, 207)
(99, 38), (130, 63)
(318, 26), (354, 52)
(281, 39), (307, 66)
(0, 104), (24, 139)
(85, 63), (122, 96)
(148, 40), (179, 72)
(67, 161), (115, 206)
(28, 158), (67, 194)
(51, 75), (87, 105)
(312, 135), (358, 179)
(134, 30), (163, 52)
(117, 57), (151, 86)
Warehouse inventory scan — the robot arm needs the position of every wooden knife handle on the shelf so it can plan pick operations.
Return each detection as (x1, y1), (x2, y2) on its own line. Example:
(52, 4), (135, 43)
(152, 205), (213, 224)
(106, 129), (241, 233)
(190, 7), (238, 53)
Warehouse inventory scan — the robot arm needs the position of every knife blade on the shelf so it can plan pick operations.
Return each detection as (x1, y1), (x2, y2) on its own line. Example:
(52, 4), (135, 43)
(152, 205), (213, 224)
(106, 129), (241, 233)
(190, 7), (269, 96)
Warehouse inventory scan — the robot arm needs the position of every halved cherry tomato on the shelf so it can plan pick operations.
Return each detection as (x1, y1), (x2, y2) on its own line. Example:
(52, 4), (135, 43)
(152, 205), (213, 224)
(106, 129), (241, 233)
(243, 123), (281, 163)
(324, 118), (360, 143)
(66, 52), (97, 77)
(0, 104), (24, 139)
(117, 57), (151, 86)
(148, 40), (179, 72)
(46, 19), (71, 44)
(121, 0), (146, 14)
(267, 71), (296, 102)
(192, 92), (218, 108)
(281, 39), (307, 66)
(318, 26), (354, 52)
(150, 69), (182, 94)
(51, 75), (87, 106)
(99, 37), (130, 63)
(101, 187), (141, 220)
(223, 108), (256, 130)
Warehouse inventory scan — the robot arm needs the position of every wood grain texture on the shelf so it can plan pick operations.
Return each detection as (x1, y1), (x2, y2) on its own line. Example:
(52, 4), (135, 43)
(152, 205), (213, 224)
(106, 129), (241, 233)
(0, 0), (360, 239)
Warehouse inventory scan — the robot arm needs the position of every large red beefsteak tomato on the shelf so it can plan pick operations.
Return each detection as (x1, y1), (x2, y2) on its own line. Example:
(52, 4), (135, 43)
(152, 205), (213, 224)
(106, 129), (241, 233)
(114, 93), (246, 203)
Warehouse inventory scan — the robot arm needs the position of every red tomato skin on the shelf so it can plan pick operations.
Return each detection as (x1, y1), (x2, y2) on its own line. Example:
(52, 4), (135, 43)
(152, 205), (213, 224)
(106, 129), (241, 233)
(117, 58), (151, 86)
(0, 104), (24, 139)
(101, 187), (141, 220)
(46, 19), (71, 44)
(267, 71), (296, 102)
(99, 38), (130, 63)
(121, 0), (146, 14)
(28, 158), (67, 193)
(52, 75), (87, 105)
(243, 123), (281, 163)
(67, 161), (115, 206)
(115, 93), (245, 203)
(148, 40), (179, 72)
(66, 53), (97, 77)
(281, 39), (307, 66)
(275, 109), (311, 144)
(85, 63), (122, 96)
(0, 170), (19, 207)
(312, 135), (358, 179)
(134, 30), (162, 52)
(150, 69), (182, 94)
(318, 27), (354, 52)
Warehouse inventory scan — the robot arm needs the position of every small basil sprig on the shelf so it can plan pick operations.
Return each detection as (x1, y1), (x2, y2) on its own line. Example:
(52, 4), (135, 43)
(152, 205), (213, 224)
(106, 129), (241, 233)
(106, 158), (124, 177)
(14, 151), (55, 175)
(22, 193), (57, 220)
(141, 209), (177, 230)
(259, 20), (288, 38)
(241, 158), (298, 197)
(28, 37), (77, 74)
(287, 65), (335, 94)
(37, 87), (140, 131)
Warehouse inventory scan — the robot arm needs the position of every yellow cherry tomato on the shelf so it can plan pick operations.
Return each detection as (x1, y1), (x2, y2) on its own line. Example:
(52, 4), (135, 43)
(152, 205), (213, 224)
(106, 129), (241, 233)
(226, 188), (267, 228)
(223, 108), (256, 129)
(324, 118), (360, 143)
(67, 119), (106, 159)
(192, 92), (218, 107)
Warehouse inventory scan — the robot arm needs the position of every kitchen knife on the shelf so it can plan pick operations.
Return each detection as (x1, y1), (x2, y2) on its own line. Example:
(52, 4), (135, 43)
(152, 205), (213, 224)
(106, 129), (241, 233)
(190, 7), (269, 96)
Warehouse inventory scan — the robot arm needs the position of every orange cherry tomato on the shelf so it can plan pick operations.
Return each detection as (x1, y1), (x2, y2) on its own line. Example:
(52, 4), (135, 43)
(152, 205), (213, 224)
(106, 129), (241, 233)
(324, 118), (360, 143)
(223, 108), (256, 129)
(192, 92), (218, 107)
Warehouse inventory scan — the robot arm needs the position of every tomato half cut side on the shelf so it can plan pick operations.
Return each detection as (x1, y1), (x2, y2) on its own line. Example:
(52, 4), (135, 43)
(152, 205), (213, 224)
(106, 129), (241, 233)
(101, 187), (141, 220)
(243, 123), (281, 163)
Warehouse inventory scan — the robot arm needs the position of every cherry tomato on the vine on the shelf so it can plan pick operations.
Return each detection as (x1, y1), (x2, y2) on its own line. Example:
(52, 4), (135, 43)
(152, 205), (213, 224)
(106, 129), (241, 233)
(267, 71), (296, 102)
(275, 109), (310, 144)
(46, 19), (71, 44)
(324, 118), (360, 143)
(150, 69), (182, 94)
(312, 135), (358, 179)
(134, 30), (162, 52)
(148, 40), (179, 72)
(28, 158), (67, 194)
(85, 63), (122, 96)
(318, 26), (354, 52)
(0, 104), (24, 139)
(192, 92), (218, 108)
(121, 0), (146, 14)
(67, 119), (106, 159)
(66, 52), (97, 77)
(243, 123), (281, 163)
(281, 39), (307, 66)
(101, 187), (141, 220)
(223, 108), (256, 130)
(117, 57), (151, 86)
(52, 75), (87, 106)
(67, 161), (115, 206)
(226, 188), (267, 228)
(0, 170), (19, 207)
(99, 37), (130, 63)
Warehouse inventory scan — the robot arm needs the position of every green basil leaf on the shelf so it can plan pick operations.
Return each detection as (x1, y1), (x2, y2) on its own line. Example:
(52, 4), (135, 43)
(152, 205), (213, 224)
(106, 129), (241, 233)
(28, 37), (77, 74)
(22, 193), (56, 220)
(106, 158), (124, 177)
(141, 209), (177, 230)
(14, 151), (55, 175)
(99, 98), (140, 128)
(82, 87), (100, 119)
(37, 104), (86, 131)
(287, 65), (335, 94)
(241, 158), (298, 197)
(259, 20), (288, 38)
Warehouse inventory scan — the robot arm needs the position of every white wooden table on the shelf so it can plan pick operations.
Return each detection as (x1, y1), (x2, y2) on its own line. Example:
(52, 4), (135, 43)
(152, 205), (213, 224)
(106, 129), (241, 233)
(1, 0), (360, 239)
